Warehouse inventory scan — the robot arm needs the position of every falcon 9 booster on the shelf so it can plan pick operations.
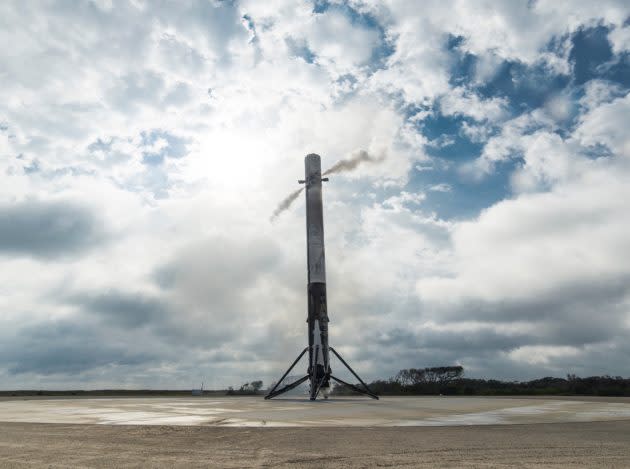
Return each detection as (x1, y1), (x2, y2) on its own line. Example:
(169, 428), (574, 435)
(265, 154), (378, 401)
(304, 154), (331, 398)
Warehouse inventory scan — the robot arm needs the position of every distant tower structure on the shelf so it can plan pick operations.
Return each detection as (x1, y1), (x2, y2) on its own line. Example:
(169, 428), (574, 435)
(192, 382), (203, 396)
(266, 154), (378, 401)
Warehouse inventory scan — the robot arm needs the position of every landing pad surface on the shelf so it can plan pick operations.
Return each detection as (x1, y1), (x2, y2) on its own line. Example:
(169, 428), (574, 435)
(2, 396), (630, 427)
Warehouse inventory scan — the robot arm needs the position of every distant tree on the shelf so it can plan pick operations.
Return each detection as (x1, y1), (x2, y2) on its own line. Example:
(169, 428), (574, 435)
(394, 366), (463, 386)
(235, 380), (264, 394)
(395, 368), (426, 386)
(430, 366), (464, 384)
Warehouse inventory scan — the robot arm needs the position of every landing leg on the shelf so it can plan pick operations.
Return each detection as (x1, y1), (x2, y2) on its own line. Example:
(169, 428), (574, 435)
(330, 375), (378, 400)
(329, 347), (379, 400)
(266, 375), (310, 400)
(265, 347), (308, 400)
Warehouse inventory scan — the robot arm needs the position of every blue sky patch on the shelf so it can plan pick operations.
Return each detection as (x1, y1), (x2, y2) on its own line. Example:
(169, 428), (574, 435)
(140, 130), (189, 166)
(410, 159), (518, 220)
(285, 36), (316, 63)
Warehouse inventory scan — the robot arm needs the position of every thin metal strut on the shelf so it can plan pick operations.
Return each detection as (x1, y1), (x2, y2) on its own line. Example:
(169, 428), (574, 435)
(264, 347), (308, 400)
(265, 375), (310, 400)
(330, 347), (379, 400)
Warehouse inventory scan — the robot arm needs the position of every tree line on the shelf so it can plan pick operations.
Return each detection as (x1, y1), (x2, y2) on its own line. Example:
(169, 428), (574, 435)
(332, 367), (630, 397)
(226, 380), (264, 395)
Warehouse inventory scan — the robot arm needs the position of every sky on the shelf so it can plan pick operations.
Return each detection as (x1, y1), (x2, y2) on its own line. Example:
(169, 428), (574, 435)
(1, 0), (630, 390)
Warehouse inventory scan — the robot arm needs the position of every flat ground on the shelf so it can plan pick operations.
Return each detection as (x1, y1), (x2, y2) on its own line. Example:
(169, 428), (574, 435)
(1, 396), (630, 467)
(2, 396), (630, 426)
(1, 420), (630, 468)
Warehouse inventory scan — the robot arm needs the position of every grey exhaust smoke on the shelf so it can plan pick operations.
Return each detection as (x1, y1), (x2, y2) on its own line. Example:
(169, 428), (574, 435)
(270, 150), (384, 222)
(270, 187), (304, 221)
(322, 150), (385, 176)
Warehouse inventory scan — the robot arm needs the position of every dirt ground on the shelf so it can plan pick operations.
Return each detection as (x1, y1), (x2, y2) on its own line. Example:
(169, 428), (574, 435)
(1, 420), (629, 468)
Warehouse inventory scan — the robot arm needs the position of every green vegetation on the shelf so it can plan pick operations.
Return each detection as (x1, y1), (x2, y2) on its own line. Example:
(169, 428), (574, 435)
(226, 380), (264, 395)
(332, 367), (630, 397)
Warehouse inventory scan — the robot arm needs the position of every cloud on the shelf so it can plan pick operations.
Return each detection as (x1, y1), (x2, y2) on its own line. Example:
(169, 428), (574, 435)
(440, 87), (509, 122)
(609, 25), (630, 53)
(148, 234), (296, 349)
(0, 200), (105, 259)
(574, 92), (630, 155)
(464, 110), (555, 177)
(306, 8), (381, 73)
(428, 183), (451, 192)
(1, 320), (155, 375)
(70, 290), (170, 328)
(420, 167), (630, 304)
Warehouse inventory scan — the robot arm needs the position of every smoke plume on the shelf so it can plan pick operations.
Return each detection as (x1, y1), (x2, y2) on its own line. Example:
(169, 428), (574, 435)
(270, 187), (304, 222)
(323, 150), (385, 176)
(270, 150), (384, 221)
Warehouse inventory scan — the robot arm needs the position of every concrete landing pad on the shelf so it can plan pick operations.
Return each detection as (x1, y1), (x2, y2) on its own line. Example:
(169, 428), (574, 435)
(2, 396), (630, 427)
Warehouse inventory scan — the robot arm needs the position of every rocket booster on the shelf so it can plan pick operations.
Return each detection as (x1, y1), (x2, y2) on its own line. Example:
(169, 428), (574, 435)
(304, 154), (331, 399)
(264, 153), (378, 401)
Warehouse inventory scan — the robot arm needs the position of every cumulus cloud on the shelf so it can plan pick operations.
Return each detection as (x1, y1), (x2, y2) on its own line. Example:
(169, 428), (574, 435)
(306, 8), (381, 73)
(608, 25), (630, 54)
(574, 92), (630, 155)
(440, 87), (509, 122)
